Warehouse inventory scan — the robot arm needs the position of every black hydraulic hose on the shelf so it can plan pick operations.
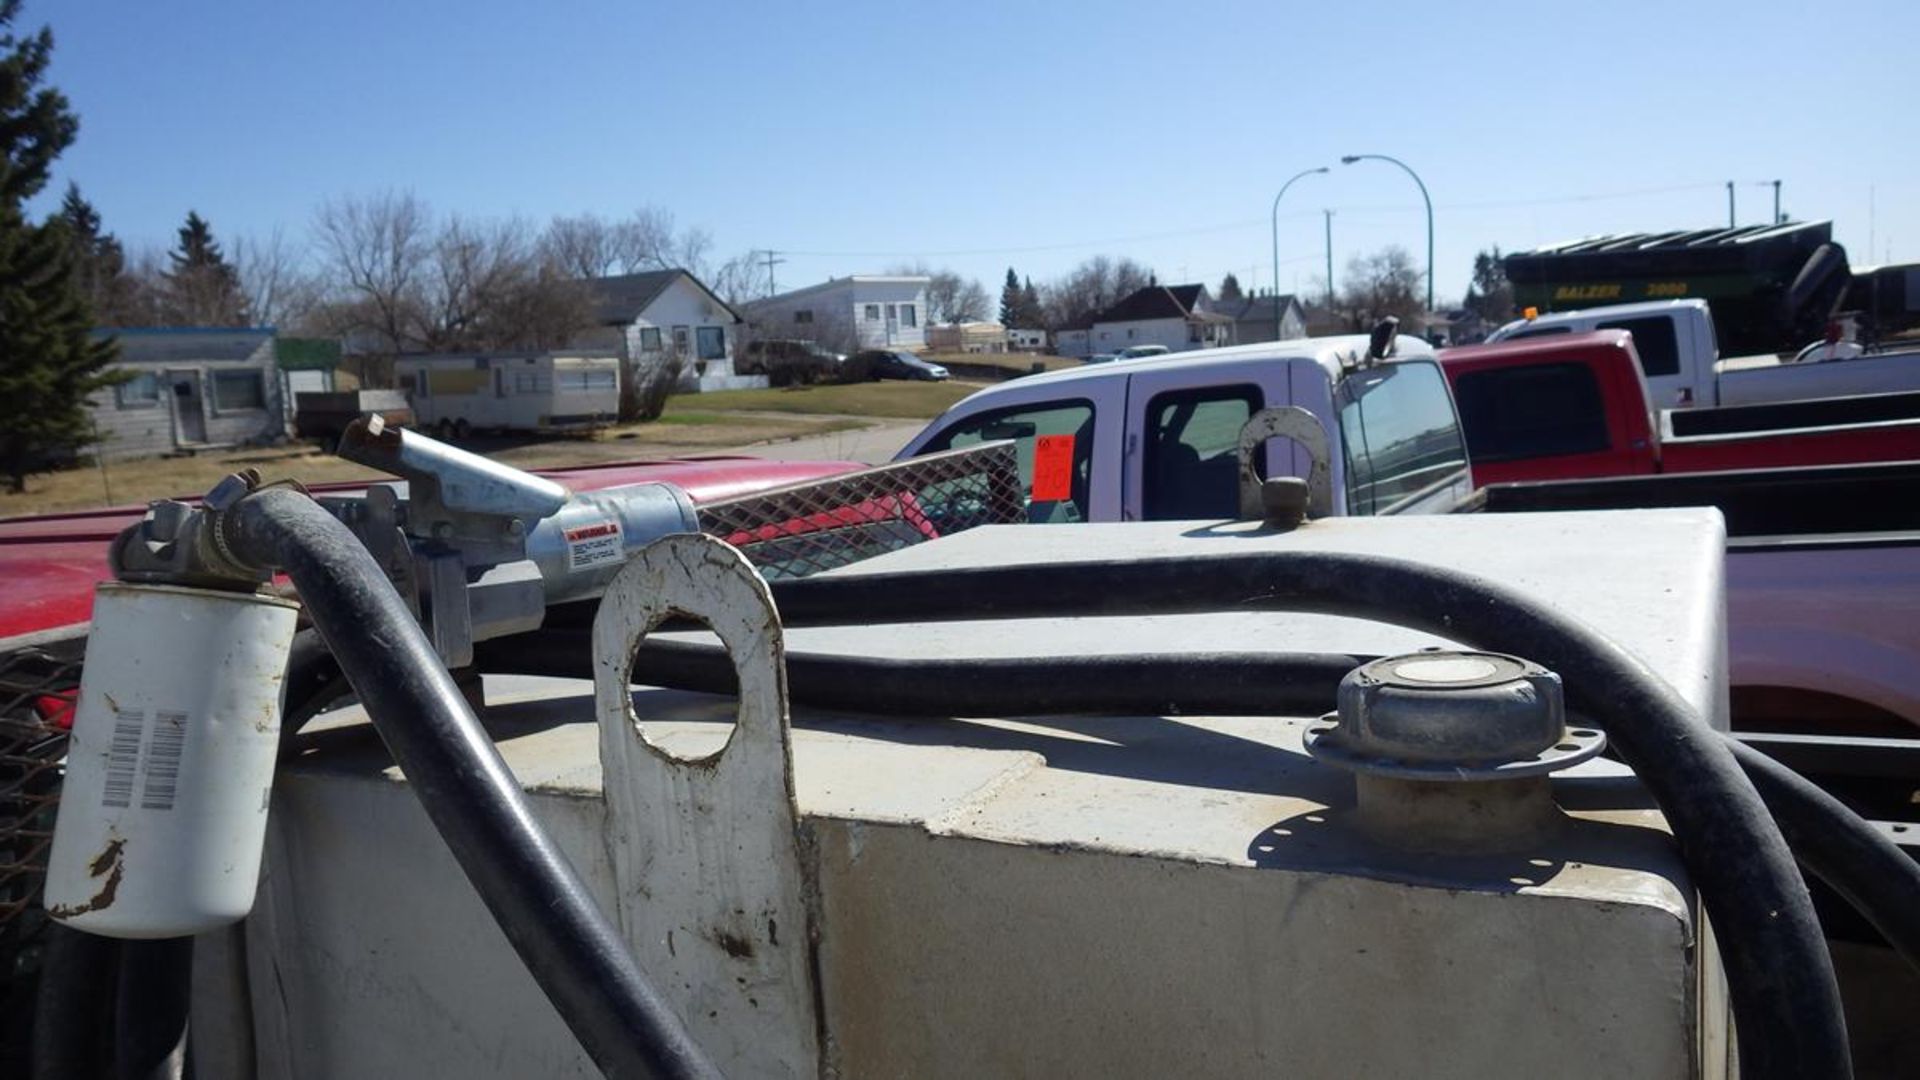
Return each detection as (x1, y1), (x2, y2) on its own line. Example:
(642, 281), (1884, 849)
(1731, 738), (1920, 970)
(754, 552), (1849, 1080)
(221, 489), (718, 1080)
(473, 632), (1364, 719)
(484, 628), (1920, 982)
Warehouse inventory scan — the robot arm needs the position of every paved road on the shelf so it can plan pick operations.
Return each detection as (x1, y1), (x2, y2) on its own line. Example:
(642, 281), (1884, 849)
(733, 420), (925, 465)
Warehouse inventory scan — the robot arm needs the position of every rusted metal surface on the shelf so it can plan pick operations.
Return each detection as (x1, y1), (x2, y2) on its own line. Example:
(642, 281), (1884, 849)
(592, 534), (819, 1076)
(696, 441), (1024, 580)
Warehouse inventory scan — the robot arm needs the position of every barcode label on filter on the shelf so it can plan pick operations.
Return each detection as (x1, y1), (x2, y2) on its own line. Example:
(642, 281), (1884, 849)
(102, 707), (145, 808)
(140, 711), (188, 811)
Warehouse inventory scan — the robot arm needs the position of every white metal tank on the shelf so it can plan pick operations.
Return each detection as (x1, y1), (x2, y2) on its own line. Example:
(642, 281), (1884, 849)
(196, 511), (1732, 1078)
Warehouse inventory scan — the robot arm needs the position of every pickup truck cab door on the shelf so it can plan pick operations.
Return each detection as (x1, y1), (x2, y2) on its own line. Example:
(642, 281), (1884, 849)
(900, 376), (1127, 523)
(1121, 361), (1293, 521)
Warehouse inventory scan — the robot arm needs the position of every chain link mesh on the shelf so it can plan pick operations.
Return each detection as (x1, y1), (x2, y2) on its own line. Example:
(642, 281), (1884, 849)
(697, 441), (1025, 580)
(0, 641), (80, 942)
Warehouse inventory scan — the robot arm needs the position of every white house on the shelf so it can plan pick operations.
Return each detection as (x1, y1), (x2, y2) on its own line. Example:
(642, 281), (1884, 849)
(1054, 325), (1092, 359)
(578, 269), (757, 392)
(741, 275), (929, 352)
(88, 328), (287, 460)
(1089, 283), (1232, 354)
(1007, 327), (1048, 352)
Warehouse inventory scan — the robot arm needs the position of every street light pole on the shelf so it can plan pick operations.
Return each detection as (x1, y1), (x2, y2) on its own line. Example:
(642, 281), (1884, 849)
(1341, 154), (1434, 316)
(1272, 166), (1329, 340)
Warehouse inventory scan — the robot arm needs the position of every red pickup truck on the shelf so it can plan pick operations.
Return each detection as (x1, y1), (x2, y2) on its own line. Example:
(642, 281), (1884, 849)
(1441, 331), (1920, 487)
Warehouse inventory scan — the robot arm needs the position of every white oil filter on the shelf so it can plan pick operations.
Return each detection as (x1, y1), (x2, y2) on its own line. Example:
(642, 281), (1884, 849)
(45, 582), (300, 938)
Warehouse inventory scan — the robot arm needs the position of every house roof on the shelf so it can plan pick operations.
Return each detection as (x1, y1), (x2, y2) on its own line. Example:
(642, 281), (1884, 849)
(1095, 283), (1216, 324)
(94, 327), (274, 365)
(587, 269), (740, 325)
(741, 274), (931, 308)
(1213, 293), (1302, 322)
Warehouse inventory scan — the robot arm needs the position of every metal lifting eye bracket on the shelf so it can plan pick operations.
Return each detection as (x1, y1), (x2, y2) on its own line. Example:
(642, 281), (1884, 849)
(1237, 406), (1334, 523)
(590, 533), (820, 1075)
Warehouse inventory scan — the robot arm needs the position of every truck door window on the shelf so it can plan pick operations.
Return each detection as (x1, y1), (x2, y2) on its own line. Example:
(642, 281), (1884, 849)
(920, 400), (1094, 523)
(1336, 361), (1468, 515)
(1595, 316), (1680, 377)
(1142, 384), (1263, 521)
(1452, 363), (1609, 462)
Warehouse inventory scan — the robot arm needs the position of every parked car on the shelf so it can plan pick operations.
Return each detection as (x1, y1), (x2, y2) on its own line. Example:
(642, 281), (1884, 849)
(1439, 331), (1920, 487)
(1117, 344), (1171, 360)
(741, 339), (843, 386)
(850, 349), (949, 382)
(1084, 353), (1120, 365)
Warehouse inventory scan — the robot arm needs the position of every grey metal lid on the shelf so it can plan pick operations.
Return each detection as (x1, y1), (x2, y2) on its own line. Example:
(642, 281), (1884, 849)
(1303, 651), (1605, 781)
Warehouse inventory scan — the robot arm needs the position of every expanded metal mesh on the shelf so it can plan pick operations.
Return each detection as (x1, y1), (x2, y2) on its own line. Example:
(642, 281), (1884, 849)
(697, 441), (1025, 580)
(0, 641), (80, 937)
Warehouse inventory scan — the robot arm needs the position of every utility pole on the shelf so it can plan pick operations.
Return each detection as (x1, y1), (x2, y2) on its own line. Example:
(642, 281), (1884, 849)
(1726, 182), (1736, 228)
(1770, 179), (1782, 224)
(1324, 210), (1335, 309)
(760, 250), (786, 296)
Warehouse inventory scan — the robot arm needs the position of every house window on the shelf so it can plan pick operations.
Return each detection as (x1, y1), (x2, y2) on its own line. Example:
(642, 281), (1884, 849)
(886, 304), (898, 322)
(1188, 323), (1202, 343)
(900, 304), (917, 328)
(864, 304), (880, 322)
(212, 370), (265, 411)
(1126, 328), (1136, 339)
(639, 327), (663, 351)
(558, 369), (617, 392)
(795, 310), (815, 325)
(116, 371), (161, 408)
(672, 326), (691, 354)
(696, 326), (726, 360)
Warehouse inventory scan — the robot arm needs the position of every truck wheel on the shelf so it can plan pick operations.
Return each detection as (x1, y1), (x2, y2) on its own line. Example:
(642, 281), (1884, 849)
(453, 419), (471, 441)
(435, 418), (455, 441)
(770, 368), (792, 388)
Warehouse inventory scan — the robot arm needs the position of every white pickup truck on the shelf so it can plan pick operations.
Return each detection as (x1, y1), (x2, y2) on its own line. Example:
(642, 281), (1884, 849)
(895, 332), (1474, 522)
(1485, 298), (1920, 410)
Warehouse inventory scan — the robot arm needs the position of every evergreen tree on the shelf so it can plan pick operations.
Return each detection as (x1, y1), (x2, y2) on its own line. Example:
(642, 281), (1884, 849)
(162, 209), (247, 325)
(999, 266), (1021, 326)
(1019, 277), (1042, 329)
(54, 181), (141, 324)
(0, 0), (121, 492)
(1218, 272), (1244, 302)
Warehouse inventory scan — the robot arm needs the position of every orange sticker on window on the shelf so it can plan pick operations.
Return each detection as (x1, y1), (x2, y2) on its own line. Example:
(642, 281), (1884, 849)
(1032, 434), (1074, 502)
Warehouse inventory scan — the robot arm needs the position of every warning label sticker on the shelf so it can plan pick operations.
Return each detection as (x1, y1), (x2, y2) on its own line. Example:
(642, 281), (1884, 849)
(1031, 434), (1074, 502)
(564, 519), (624, 571)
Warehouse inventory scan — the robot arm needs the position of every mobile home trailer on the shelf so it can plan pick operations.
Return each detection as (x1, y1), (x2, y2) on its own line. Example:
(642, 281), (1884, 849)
(394, 351), (620, 436)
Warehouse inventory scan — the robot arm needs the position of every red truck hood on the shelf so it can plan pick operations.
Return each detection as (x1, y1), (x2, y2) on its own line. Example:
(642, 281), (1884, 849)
(0, 455), (860, 642)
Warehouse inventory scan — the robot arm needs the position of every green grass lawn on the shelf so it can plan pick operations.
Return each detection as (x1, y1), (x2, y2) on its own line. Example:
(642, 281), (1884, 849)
(666, 380), (979, 419)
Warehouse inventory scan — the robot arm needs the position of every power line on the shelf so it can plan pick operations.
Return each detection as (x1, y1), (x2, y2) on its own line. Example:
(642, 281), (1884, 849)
(773, 182), (1737, 263)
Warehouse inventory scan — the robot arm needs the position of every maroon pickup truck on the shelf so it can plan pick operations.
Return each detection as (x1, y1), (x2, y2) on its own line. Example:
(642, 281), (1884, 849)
(1441, 331), (1920, 487)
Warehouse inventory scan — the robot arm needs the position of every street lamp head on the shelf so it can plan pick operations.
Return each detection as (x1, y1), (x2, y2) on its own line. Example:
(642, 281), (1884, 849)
(1311, 166), (1331, 174)
(1340, 155), (1362, 165)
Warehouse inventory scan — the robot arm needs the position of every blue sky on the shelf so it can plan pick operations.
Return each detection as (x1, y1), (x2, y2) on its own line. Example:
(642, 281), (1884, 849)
(25, 0), (1919, 306)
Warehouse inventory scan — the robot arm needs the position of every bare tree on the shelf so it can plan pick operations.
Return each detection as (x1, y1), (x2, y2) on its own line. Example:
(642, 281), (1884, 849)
(1338, 246), (1424, 329)
(706, 249), (771, 307)
(891, 262), (990, 325)
(312, 190), (433, 357)
(543, 213), (628, 279)
(234, 227), (319, 329)
(1039, 255), (1154, 330)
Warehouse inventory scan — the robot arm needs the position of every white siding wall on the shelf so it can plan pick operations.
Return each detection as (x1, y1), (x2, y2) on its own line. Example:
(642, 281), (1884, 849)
(622, 278), (740, 375)
(1091, 317), (1191, 353)
(744, 278), (929, 352)
(88, 333), (285, 460)
(1055, 329), (1091, 358)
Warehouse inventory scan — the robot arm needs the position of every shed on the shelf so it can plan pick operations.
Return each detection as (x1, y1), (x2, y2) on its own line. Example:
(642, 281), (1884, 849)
(87, 328), (285, 460)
